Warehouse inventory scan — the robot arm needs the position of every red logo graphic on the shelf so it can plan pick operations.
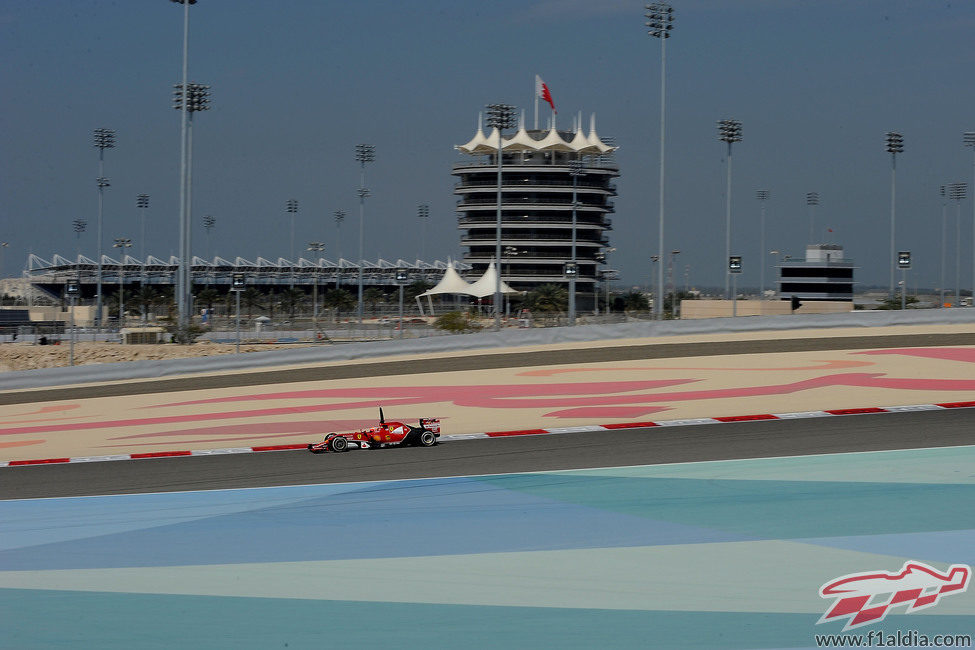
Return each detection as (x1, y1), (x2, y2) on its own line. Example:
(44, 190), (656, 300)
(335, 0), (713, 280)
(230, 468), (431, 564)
(818, 561), (970, 631)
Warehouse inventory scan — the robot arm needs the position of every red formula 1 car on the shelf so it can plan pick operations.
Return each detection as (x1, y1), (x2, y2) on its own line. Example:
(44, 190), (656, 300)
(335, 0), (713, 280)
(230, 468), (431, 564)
(307, 409), (441, 453)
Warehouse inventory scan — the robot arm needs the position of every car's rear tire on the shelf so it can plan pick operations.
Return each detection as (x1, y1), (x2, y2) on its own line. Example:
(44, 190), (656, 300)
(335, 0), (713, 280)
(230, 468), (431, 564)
(328, 436), (349, 452)
(417, 431), (437, 447)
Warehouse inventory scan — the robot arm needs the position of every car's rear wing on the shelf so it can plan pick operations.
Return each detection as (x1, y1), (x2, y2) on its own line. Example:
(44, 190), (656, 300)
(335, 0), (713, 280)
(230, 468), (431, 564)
(419, 418), (441, 434)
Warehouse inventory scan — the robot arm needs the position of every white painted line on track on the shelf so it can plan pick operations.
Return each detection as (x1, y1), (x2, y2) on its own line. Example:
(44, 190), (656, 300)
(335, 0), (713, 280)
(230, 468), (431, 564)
(68, 455), (131, 463)
(876, 404), (944, 412)
(191, 448), (254, 456)
(542, 425), (607, 434)
(771, 411), (829, 419)
(656, 418), (719, 426)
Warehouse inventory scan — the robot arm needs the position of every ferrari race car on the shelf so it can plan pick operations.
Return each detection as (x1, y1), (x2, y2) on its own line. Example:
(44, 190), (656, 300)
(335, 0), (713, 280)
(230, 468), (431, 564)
(307, 409), (441, 453)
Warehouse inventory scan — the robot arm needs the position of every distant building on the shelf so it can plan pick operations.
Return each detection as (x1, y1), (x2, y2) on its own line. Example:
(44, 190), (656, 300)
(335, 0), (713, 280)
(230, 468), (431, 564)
(777, 244), (855, 301)
(453, 114), (619, 311)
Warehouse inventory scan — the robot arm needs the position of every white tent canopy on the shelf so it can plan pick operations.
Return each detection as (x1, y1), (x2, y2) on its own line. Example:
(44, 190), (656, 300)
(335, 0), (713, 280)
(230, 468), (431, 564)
(416, 260), (520, 316)
(466, 261), (519, 298)
(417, 261), (474, 298)
(455, 112), (618, 155)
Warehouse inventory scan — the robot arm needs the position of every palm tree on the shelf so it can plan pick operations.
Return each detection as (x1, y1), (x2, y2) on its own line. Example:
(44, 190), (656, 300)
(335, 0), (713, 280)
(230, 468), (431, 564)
(241, 287), (263, 320)
(322, 288), (355, 322)
(265, 288), (277, 319)
(280, 287), (306, 322)
(405, 279), (433, 303)
(363, 287), (385, 316)
(622, 291), (650, 312)
(132, 286), (159, 324)
(106, 288), (128, 325)
(195, 287), (220, 319)
(523, 283), (568, 313)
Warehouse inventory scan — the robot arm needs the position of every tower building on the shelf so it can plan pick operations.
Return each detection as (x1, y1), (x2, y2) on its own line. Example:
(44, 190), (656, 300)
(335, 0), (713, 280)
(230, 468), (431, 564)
(453, 114), (619, 311)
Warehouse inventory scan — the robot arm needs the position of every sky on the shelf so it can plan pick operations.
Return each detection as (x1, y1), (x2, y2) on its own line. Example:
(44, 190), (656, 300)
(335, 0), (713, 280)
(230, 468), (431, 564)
(2, 0), (975, 294)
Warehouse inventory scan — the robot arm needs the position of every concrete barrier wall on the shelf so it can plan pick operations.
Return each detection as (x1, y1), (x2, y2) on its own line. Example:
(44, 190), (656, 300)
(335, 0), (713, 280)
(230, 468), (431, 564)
(1, 308), (973, 391)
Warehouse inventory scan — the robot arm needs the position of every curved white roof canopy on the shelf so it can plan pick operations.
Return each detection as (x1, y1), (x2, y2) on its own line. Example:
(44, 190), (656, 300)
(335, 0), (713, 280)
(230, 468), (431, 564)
(458, 114), (495, 154)
(466, 261), (519, 298)
(585, 113), (613, 154)
(417, 261), (474, 297)
(568, 123), (592, 151)
(504, 113), (541, 151)
(536, 125), (575, 152)
(455, 113), (618, 155)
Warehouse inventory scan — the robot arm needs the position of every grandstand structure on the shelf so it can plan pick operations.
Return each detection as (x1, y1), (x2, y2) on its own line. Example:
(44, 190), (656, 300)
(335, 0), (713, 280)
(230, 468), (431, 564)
(24, 253), (472, 300)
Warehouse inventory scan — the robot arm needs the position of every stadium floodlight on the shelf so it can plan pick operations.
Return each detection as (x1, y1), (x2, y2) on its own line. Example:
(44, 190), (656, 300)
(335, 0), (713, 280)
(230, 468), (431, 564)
(718, 119), (742, 299)
(756, 190), (770, 299)
(92, 128), (115, 328)
(646, 2), (674, 319)
(486, 103), (516, 329)
(885, 131), (904, 299)
(170, 0), (202, 340)
(354, 144), (375, 323)
(417, 204), (430, 261)
(965, 133), (975, 302)
(948, 182), (967, 307)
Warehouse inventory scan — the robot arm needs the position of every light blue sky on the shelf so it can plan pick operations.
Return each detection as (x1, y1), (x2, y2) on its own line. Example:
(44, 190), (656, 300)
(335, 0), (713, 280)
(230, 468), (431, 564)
(2, 0), (974, 292)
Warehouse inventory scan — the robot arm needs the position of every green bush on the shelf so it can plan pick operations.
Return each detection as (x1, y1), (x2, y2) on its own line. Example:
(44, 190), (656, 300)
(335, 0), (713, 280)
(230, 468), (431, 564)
(167, 322), (207, 344)
(433, 311), (482, 333)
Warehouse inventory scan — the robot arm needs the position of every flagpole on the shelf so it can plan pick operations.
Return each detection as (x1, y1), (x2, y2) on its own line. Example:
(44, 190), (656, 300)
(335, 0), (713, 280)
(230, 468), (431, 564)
(533, 75), (539, 131)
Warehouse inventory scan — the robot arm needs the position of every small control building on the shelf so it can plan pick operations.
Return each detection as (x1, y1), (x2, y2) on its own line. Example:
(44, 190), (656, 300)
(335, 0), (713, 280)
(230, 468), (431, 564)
(777, 244), (855, 302)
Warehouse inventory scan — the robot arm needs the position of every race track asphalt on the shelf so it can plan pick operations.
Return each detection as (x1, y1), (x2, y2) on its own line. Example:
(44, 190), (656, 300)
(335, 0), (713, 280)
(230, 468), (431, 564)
(4, 408), (973, 500)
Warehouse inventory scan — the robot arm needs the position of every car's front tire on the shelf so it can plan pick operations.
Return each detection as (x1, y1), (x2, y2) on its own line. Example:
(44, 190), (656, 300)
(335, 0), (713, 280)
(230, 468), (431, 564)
(328, 436), (349, 452)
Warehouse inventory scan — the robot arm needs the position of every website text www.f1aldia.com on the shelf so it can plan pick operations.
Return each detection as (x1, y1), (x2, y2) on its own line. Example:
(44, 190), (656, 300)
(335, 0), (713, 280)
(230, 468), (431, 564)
(815, 629), (972, 647)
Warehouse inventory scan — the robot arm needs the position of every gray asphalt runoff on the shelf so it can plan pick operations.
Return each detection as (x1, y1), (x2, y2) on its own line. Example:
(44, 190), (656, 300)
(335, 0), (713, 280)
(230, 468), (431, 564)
(3, 409), (974, 500)
(2, 332), (973, 406)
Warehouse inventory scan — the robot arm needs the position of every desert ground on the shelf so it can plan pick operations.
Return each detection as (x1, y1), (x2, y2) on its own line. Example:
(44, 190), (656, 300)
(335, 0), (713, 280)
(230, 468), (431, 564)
(0, 341), (309, 372)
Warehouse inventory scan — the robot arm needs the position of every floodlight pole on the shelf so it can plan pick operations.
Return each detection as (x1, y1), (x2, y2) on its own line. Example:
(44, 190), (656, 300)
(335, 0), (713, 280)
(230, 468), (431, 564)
(669, 249), (680, 318)
(395, 270), (408, 339)
(137, 194), (149, 262)
(732, 273), (738, 317)
(231, 273), (245, 353)
(334, 209), (346, 287)
(949, 183), (967, 306)
(756, 190), (769, 299)
(940, 185), (947, 308)
(173, 0), (193, 338)
(417, 204), (430, 262)
(886, 132), (904, 300)
(308, 241), (325, 333)
(901, 269), (907, 311)
(354, 144), (375, 324)
(806, 192), (819, 244)
(646, 2), (673, 320)
(69, 294), (76, 366)
(486, 103), (515, 329)
(568, 159), (584, 325)
(286, 199), (298, 288)
(718, 119), (742, 300)
(965, 132), (975, 300)
(113, 238), (131, 328)
(235, 290), (241, 352)
(93, 128), (115, 329)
